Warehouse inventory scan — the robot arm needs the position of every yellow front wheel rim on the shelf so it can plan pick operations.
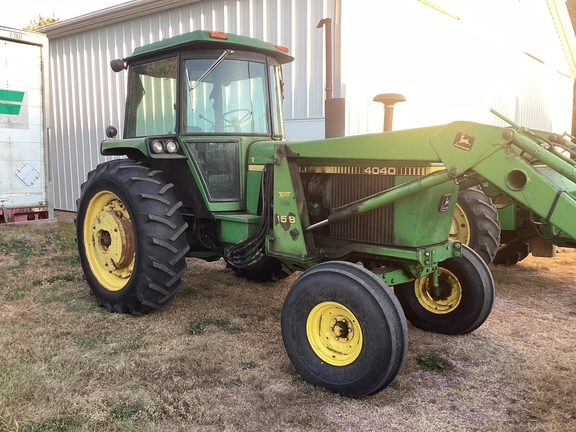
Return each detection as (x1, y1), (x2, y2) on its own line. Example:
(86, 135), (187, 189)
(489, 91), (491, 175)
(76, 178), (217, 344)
(306, 301), (362, 366)
(414, 268), (462, 314)
(83, 191), (135, 292)
(450, 203), (470, 245)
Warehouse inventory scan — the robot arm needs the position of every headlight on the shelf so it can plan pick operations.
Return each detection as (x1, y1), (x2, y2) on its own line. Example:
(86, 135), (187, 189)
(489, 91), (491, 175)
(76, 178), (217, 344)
(147, 137), (185, 158)
(165, 140), (179, 154)
(150, 140), (164, 154)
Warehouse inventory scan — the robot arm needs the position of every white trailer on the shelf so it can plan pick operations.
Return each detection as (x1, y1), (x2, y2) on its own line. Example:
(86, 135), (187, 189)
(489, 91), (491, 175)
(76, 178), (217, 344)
(0, 26), (54, 228)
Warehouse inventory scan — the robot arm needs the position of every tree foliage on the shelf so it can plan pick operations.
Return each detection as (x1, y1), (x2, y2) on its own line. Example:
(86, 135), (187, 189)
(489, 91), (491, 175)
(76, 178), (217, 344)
(24, 15), (59, 31)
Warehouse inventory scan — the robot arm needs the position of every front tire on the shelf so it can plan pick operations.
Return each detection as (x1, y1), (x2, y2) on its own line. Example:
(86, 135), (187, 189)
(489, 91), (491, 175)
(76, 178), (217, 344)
(76, 160), (189, 314)
(394, 245), (494, 335)
(281, 261), (408, 398)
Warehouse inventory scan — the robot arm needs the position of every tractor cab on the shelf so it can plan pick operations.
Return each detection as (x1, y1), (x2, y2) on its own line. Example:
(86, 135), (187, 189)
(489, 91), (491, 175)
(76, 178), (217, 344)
(106, 30), (293, 206)
(123, 42), (288, 139)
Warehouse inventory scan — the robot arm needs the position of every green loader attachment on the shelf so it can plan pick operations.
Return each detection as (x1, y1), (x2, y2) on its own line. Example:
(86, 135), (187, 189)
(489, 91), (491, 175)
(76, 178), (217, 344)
(75, 30), (576, 398)
(449, 111), (576, 265)
(487, 121), (576, 264)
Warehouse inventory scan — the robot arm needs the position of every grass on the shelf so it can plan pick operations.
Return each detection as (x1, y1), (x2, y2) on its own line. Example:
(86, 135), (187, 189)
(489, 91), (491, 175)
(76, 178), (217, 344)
(75, 334), (108, 348)
(110, 405), (139, 421)
(178, 281), (213, 299)
(0, 236), (34, 265)
(0, 218), (575, 431)
(416, 352), (454, 372)
(187, 318), (244, 335)
(19, 417), (85, 432)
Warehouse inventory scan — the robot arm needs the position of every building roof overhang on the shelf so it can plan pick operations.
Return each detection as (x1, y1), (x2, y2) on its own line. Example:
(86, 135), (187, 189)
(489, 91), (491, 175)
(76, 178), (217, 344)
(41, 0), (203, 39)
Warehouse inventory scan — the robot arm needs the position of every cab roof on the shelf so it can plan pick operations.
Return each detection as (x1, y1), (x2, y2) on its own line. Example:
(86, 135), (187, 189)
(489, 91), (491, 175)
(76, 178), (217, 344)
(126, 30), (294, 64)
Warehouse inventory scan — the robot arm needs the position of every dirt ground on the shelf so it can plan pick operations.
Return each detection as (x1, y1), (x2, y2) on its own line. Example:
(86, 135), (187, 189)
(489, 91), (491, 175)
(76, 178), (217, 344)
(0, 216), (574, 431)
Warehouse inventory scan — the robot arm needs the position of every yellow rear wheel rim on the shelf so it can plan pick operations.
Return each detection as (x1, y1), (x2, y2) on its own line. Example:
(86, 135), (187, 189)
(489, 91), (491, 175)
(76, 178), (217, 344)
(450, 203), (470, 245)
(306, 301), (362, 366)
(83, 191), (135, 292)
(414, 268), (462, 314)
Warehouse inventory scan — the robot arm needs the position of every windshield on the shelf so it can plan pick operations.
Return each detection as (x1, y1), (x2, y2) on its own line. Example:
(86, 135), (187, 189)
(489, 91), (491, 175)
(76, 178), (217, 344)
(185, 58), (269, 134)
(125, 57), (178, 138)
(124, 54), (285, 138)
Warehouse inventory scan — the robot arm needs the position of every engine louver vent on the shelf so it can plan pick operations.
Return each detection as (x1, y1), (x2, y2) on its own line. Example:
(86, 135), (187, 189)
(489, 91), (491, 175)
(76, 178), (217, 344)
(330, 175), (395, 244)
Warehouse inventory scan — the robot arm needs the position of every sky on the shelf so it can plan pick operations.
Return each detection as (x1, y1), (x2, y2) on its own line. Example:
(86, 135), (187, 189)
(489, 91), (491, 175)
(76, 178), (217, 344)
(0, 0), (130, 30)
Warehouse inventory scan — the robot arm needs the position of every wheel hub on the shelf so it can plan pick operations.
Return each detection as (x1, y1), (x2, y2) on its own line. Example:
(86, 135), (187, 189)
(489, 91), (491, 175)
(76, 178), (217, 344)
(332, 319), (350, 339)
(415, 268), (462, 314)
(91, 210), (135, 270)
(306, 301), (362, 366)
(83, 191), (135, 292)
(99, 232), (112, 249)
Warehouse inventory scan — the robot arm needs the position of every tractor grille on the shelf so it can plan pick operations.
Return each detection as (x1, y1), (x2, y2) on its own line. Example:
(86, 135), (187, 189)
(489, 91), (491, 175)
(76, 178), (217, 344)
(330, 175), (395, 244)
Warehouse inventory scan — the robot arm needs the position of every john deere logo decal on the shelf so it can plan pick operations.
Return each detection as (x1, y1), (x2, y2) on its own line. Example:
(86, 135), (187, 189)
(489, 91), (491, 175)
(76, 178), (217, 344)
(453, 133), (475, 152)
(438, 194), (452, 212)
(0, 89), (25, 115)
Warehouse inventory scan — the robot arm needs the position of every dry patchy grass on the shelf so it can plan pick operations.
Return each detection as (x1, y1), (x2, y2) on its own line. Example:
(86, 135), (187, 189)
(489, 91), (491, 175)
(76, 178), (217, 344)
(0, 219), (575, 431)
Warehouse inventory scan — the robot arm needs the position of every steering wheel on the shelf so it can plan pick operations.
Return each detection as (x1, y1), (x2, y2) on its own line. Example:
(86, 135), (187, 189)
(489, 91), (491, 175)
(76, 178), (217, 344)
(215, 109), (252, 131)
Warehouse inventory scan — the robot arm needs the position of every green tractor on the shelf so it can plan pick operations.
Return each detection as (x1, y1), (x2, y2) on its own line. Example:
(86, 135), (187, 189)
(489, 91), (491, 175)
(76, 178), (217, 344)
(76, 30), (576, 397)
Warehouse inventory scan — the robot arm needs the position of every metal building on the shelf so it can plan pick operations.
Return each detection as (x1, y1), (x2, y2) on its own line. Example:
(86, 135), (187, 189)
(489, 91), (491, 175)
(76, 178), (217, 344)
(42, 0), (576, 211)
(43, 0), (336, 211)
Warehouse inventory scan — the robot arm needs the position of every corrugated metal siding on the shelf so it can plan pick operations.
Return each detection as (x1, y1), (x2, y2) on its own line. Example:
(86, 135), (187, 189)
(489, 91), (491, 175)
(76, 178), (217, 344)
(511, 53), (574, 132)
(49, 0), (334, 210)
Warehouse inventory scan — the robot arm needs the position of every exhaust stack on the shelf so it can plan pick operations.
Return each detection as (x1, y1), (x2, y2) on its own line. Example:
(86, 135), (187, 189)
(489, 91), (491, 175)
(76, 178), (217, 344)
(318, 18), (345, 138)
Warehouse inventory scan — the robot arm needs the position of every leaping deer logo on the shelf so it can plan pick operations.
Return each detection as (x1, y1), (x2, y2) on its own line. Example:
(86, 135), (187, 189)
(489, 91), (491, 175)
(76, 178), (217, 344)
(456, 134), (470, 146)
(453, 133), (475, 151)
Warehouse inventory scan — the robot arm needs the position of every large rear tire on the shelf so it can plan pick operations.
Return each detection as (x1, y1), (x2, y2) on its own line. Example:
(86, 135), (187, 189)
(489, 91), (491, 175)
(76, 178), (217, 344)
(281, 261), (408, 398)
(76, 160), (189, 314)
(493, 237), (531, 265)
(394, 245), (494, 335)
(451, 187), (500, 264)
